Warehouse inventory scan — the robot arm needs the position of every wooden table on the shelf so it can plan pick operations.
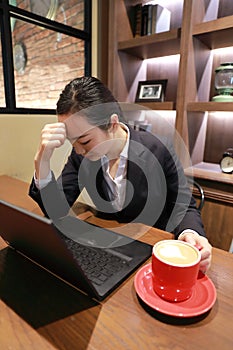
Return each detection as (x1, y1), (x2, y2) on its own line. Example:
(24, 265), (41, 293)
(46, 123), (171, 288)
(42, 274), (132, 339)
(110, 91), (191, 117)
(0, 175), (43, 215)
(0, 176), (233, 349)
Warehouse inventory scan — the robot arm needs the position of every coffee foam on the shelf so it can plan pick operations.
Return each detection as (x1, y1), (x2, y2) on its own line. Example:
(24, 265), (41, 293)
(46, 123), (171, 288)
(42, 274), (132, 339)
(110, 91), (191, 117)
(155, 241), (198, 265)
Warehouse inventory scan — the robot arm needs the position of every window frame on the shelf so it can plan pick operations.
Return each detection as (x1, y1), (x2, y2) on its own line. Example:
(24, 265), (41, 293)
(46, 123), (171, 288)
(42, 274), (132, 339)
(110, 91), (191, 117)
(0, 0), (92, 114)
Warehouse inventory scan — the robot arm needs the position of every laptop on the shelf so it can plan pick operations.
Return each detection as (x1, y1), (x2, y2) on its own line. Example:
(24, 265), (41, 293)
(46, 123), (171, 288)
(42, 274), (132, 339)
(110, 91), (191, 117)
(0, 200), (152, 301)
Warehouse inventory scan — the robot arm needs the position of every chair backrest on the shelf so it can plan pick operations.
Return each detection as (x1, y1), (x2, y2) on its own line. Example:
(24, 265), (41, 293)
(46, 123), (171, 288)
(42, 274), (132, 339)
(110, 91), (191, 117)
(187, 178), (205, 211)
(193, 181), (205, 211)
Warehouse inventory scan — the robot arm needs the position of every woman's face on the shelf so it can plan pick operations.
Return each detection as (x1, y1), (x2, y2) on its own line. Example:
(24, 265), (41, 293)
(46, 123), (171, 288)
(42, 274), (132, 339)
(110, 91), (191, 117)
(58, 113), (114, 161)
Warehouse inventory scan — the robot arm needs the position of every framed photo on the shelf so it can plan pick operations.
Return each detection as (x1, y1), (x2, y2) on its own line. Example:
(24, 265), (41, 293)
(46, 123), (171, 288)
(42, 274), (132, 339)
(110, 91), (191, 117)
(135, 79), (167, 102)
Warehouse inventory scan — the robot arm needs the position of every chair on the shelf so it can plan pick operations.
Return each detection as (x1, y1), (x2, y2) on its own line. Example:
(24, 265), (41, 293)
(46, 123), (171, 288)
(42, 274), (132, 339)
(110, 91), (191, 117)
(187, 179), (205, 211)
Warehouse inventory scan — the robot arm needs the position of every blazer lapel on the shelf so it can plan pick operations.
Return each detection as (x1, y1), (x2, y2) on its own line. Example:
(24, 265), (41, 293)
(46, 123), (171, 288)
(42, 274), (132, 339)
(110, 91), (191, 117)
(82, 159), (114, 212)
(127, 141), (147, 195)
(121, 131), (148, 215)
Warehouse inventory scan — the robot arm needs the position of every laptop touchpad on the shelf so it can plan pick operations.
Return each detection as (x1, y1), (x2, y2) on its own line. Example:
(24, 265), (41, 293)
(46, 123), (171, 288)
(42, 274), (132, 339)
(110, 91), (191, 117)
(55, 215), (132, 249)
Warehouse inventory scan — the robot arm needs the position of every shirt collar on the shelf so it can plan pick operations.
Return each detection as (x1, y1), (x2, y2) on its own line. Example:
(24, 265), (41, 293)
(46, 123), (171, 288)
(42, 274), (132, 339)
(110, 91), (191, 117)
(119, 122), (130, 159)
(101, 122), (130, 165)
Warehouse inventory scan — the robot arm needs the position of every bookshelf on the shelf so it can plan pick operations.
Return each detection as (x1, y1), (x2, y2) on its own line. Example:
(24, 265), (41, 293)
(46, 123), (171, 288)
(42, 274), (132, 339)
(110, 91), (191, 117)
(101, 0), (233, 250)
(118, 28), (181, 59)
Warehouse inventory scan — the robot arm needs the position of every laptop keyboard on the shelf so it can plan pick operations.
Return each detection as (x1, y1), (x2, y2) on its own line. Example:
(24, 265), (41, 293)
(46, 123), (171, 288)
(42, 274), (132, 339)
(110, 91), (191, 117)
(62, 237), (130, 286)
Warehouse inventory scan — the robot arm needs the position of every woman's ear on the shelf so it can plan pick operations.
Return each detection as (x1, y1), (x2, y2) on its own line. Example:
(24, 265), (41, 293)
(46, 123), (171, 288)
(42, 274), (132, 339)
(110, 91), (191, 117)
(109, 114), (119, 130)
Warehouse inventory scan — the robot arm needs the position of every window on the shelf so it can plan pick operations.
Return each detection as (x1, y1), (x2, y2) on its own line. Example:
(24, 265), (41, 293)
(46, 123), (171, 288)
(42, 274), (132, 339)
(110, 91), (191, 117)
(0, 0), (91, 113)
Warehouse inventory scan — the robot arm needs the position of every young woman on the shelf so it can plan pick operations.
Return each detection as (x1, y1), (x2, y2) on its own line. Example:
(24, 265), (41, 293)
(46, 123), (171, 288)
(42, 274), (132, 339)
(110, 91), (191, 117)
(29, 76), (212, 272)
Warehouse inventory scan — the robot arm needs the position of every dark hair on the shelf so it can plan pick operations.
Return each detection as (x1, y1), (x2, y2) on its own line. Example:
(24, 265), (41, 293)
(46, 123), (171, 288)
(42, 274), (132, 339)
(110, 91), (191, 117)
(56, 76), (125, 129)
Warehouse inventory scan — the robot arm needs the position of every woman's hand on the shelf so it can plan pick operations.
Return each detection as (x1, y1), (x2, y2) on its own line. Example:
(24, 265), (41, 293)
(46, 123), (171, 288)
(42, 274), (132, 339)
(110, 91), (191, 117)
(178, 231), (212, 273)
(35, 122), (66, 180)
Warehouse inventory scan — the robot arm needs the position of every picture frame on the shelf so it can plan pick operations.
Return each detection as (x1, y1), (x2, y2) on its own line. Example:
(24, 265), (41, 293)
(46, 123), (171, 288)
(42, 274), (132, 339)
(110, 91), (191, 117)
(135, 79), (167, 102)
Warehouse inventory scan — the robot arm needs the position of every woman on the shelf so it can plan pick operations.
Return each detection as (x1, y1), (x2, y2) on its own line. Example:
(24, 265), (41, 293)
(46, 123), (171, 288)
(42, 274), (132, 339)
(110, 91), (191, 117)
(29, 76), (212, 272)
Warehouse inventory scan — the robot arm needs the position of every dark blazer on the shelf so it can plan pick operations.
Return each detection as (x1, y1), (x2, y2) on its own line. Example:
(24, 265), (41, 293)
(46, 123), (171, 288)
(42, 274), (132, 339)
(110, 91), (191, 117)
(29, 126), (205, 238)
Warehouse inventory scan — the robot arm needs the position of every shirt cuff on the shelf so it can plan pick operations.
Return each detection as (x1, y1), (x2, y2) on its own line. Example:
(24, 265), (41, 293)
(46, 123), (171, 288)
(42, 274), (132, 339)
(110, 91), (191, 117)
(34, 171), (52, 189)
(178, 229), (200, 239)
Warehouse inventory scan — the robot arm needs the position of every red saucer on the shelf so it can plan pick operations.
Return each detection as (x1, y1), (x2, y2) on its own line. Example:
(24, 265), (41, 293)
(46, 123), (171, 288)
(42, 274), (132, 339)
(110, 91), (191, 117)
(134, 263), (217, 318)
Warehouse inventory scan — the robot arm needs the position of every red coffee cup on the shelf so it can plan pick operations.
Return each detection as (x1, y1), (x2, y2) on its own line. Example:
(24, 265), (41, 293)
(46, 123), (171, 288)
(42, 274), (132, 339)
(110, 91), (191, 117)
(152, 240), (201, 302)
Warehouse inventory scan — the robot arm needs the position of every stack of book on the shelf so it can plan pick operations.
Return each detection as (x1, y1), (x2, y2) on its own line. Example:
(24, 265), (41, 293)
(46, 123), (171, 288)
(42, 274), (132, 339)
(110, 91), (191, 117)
(134, 4), (171, 37)
(128, 120), (152, 132)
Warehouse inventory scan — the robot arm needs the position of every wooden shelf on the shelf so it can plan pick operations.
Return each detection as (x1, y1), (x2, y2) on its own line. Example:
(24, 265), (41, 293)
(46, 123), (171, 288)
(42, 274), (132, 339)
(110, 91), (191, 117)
(185, 162), (233, 185)
(118, 29), (181, 59)
(135, 101), (175, 110)
(193, 16), (233, 49)
(187, 102), (233, 112)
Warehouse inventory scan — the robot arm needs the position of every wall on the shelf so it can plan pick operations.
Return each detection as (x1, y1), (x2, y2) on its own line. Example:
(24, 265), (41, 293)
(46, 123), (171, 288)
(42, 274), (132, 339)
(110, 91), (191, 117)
(0, 114), (71, 183)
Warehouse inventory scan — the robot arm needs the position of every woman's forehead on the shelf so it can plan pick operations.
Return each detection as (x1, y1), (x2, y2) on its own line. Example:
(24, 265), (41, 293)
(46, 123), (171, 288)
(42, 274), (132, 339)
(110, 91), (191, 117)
(60, 113), (95, 139)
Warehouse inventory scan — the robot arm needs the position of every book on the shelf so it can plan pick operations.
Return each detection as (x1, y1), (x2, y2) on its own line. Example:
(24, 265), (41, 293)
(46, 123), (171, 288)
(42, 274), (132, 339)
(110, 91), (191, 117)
(141, 4), (149, 36)
(133, 3), (171, 37)
(147, 5), (153, 35)
(151, 4), (171, 34)
(133, 4), (142, 37)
